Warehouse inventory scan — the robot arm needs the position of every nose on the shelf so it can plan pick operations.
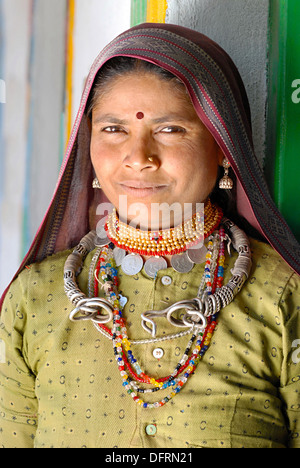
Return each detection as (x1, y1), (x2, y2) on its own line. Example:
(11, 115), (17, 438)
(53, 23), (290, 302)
(123, 135), (159, 171)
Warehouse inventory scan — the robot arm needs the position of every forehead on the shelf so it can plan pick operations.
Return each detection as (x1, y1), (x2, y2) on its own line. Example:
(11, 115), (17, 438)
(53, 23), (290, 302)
(92, 72), (195, 116)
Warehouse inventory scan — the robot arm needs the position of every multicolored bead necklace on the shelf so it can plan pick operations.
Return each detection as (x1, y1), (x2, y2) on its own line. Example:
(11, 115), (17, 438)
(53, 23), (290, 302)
(65, 211), (252, 408)
(93, 243), (219, 408)
(88, 222), (226, 408)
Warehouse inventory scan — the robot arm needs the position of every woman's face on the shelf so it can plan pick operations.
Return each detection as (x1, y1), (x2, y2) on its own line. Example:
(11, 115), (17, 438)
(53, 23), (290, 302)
(90, 72), (223, 229)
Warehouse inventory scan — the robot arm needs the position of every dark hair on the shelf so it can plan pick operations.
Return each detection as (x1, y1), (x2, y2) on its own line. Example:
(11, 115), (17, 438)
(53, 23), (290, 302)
(86, 57), (185, 119)
(86, 56), (262, 240)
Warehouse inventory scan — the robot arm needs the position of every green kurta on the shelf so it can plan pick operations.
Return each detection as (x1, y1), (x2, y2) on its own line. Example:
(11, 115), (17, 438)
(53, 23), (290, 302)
(0, 238), (299, 448)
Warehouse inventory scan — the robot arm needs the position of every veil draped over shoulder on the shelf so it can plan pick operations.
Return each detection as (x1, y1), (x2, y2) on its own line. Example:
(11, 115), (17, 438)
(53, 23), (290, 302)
(1, 23), (299, 310)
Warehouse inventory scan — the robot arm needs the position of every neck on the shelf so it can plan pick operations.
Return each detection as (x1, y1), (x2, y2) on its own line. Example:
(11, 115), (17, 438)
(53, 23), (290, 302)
(118, 201), (208, 231)
(104, 199), (223, 257)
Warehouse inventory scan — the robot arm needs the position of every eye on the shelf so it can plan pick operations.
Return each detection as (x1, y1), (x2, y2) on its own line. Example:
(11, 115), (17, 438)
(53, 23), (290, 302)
(101, 126), (126, 133)
(160, 126), (186, 134)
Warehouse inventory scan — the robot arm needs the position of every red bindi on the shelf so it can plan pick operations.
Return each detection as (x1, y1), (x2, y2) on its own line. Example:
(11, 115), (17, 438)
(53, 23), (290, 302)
(136, 112), (144, 120)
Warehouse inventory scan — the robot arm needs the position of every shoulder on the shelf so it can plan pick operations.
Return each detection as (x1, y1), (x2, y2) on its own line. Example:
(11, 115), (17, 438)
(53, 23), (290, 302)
(245, 237), (299, 318)
(25, 249), (73, 281)
(249, 237), (297, 285)
(1, 249), (73, 312)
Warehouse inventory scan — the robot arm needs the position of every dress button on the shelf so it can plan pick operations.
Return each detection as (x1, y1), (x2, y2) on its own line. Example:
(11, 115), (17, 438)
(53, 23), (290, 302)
(161, 275), (172, 286)
(145, 424), (157, 436)
(153, 347), (164, 359)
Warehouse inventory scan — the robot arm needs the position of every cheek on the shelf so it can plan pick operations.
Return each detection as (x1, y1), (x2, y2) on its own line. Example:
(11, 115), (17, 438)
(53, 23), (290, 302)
(91, 137), (106, 163)
(90, 137), (100, 165)
(90, 146), (114, 198)
(171, 147), (219, 198)
(172, 149), (217, 181)
(91, 139), (115, 175)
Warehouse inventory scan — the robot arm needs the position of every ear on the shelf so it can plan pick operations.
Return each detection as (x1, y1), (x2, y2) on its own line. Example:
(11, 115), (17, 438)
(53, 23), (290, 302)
(217, 146), (225, 166)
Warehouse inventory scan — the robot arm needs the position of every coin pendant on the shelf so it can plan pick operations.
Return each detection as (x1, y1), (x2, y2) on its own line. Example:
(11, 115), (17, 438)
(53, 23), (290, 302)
(144, 257), (168, 279)
(95, 225), (110, 247)
(118, 294), (128, 309)
(113, 247), (127, 267)
(121, 254), (143, 276)
(95, 235), (111, 247)
(170, 251), (194, 273)
(187, 244), (208, 264)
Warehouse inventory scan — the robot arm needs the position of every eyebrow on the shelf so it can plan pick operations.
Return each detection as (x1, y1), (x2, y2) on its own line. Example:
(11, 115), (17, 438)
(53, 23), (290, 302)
(93, 114), (128, 125)
(151, 114), (191, 124)
(92, 113), (191, 125)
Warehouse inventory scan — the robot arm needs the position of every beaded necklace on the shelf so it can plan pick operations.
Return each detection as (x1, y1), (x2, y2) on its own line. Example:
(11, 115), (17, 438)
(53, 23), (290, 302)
(93, 243), (220, 408)
(103, 200), (223, 278)
(105, 198), (223, 256)
(64, 216), (252, 408)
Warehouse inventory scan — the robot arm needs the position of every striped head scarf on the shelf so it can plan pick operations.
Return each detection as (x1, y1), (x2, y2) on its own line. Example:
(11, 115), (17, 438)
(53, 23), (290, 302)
(1, 22), (299, 310)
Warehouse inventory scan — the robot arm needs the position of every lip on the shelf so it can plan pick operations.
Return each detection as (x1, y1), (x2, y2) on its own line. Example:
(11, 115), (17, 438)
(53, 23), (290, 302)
(118, 180), (169, 198)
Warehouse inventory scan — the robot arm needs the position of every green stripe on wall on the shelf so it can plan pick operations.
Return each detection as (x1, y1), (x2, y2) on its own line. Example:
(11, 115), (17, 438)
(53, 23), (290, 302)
(131, 0), (147, 26)
(266, 0), (300, 241)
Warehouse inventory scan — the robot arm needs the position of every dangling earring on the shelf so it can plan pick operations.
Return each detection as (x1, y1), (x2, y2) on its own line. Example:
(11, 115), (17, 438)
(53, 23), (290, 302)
(219, 158), (233, 190)
(92, 177), (101, 189)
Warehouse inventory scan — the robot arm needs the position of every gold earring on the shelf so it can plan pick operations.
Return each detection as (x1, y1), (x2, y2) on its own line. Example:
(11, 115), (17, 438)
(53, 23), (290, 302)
(92, 177), (101, 189)
(219, 158), (233, 190)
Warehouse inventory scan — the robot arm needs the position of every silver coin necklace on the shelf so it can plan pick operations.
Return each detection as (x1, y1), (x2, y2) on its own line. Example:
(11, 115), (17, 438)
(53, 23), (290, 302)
(117, 243), (208, 278)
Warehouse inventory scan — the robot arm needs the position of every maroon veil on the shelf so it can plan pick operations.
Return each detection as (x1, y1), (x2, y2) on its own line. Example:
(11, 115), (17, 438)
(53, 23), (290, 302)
(1, 22), (299, 310)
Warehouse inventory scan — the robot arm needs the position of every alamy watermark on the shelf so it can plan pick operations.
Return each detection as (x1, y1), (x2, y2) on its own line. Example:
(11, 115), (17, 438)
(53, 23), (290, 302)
(292, 339), (300, 364)
(0, 79), (6, 104)
(95, 197), (204, 249)
(0, 339), (5, 364)
(291, 79), (300, 104)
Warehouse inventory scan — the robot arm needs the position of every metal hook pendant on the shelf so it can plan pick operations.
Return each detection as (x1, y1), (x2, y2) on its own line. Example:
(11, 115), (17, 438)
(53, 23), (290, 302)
(141, 298), (207, 338)
(69, 297), (114, 324)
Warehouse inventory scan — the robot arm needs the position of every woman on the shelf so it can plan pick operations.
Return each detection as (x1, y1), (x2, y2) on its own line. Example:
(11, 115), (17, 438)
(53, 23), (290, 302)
(0, 23), (299, 449)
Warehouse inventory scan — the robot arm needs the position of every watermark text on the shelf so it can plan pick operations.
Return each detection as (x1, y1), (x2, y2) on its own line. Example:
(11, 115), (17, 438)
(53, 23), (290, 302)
(0, 79), (6, 104)
(95, 197), (204, 249)
(0, 339), (5, 364)
(291, 79), (300, 104)
(292, 339), (300, 364)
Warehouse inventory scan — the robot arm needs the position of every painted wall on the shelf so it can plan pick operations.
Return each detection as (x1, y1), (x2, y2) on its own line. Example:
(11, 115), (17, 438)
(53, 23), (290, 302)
(24, 0), (67, 251)
(266, 0), (300, 241)
(167, 0), (269, 166)
(1, 0), (295, 295)
(0, 0), (32, 295)
(72, 0), (131, 125)
(0, 0), (131, 294)
(0, 0), (67, 294)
